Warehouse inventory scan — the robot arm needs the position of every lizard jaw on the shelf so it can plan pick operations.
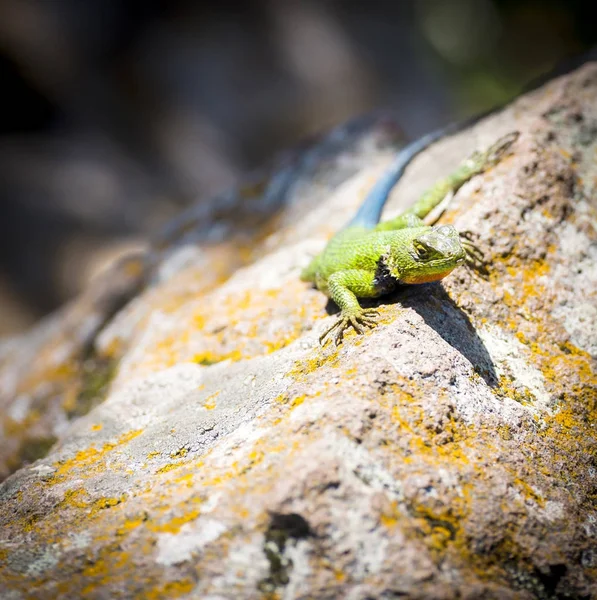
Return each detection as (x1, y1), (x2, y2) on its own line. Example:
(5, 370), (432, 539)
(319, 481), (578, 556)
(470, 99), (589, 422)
(400, 266), (458, 284)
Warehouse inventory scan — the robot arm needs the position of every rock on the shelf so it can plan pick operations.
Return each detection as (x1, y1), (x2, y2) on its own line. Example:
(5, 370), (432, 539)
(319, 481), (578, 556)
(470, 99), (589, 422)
(0, 112), (401, 482)
(1, 64), (596, 599)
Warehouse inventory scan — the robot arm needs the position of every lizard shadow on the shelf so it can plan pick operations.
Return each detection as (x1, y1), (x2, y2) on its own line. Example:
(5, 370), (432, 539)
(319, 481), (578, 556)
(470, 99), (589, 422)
(393, 283), (498, 387)
(326, 282), (499, 387)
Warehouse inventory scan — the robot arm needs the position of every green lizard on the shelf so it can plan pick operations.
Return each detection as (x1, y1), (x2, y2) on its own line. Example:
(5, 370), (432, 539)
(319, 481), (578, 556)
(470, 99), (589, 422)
(301, 129), (519, 345)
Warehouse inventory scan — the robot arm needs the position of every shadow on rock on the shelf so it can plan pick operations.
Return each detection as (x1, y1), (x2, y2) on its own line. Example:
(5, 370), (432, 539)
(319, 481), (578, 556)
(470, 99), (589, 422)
(322, 280), (498, 386)
(395, 283), (498, 387)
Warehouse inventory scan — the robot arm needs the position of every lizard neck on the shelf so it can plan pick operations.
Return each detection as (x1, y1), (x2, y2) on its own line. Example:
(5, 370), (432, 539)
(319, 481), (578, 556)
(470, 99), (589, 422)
(373, 254), (400, 294)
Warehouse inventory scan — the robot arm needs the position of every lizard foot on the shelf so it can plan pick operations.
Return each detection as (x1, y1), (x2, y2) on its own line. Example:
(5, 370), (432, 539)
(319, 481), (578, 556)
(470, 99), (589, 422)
(319, 308), (379, 346)
(484, 131), (520, 167)
(460, 231), (489, 277)
(467, 131), (519, 172)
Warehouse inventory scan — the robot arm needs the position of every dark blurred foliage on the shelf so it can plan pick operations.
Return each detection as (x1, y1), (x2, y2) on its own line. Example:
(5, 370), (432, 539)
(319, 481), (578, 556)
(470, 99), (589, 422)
(0, 0), (595, 333)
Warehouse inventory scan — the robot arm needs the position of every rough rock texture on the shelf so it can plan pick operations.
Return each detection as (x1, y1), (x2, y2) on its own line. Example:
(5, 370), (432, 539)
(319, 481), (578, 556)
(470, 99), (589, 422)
(0, 113), (402, 481)
(1, 64), (597, 599)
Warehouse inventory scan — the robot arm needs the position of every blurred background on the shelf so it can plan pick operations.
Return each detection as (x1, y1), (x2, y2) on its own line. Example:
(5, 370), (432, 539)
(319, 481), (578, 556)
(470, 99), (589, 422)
(1, 0), (595, 335)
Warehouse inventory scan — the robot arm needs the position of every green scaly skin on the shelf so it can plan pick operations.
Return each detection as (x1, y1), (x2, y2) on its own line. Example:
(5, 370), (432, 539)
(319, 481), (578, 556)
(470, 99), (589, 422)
(301, 132), (519, 345)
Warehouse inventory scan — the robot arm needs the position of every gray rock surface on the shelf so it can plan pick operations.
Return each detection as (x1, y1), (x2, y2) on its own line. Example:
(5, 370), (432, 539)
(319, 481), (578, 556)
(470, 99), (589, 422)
(1, 63), (597, 599)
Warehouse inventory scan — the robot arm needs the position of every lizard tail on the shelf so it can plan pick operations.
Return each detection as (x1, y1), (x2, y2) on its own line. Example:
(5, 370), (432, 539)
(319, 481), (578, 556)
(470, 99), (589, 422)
(346, 113), (491, 230)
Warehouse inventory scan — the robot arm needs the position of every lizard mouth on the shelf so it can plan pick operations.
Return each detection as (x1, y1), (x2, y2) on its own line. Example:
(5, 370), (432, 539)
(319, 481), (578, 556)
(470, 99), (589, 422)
(400, 252), (464, 284)
(401, 266), (458, 284)
(408, 251), (465, 266)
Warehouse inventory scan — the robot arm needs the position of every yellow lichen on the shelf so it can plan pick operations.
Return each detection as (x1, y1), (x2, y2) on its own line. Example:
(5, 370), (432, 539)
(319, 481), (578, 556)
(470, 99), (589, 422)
(156, 463), (183, 474)
(193, 348), (244, 365)
(379, 501), (401, 530)
(170, 447), (189, 459)
(203, 391), (220, 410)
(148, 508), (201, 534)
(52, 429), (143, 481)
(143, 579), (196, 599)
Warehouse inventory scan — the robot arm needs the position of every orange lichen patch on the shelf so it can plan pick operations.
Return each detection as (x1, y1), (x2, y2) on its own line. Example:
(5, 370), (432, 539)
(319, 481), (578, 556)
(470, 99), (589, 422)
(193, 312), (206, 329)
(286, 349), (341, 381)
(550, 406), (579, 430)
(57, 488), (127, 513)
(93, 496), (126, 511)
(505, 258), (550, 280)
(148, 507), (202, 534)
(511, 478), (545, 506)
(487, 243), (596, 410)
(143, 579), (196, 599)
(275, 393), (306, 409)
(496, 375), (536, 405)
(504, 258), (551, 300)
(129, 280), (320, 375)
(365, 379), (566, 574)
(52, 429), (143, 481)
(116, 514), (147, 536)
(386, 389), (473, 467)
(406, 496), (467, 555)
(173, 472), (194, 487)
(379, 500), (401, 530)
(193, 348), (245, 365)
(57, 488), (90, 510)
(506, 314), (595, 406)
(203, 391), (220, 410)
(1, 360), (85, 477)
(79, 546), (132, 591)
(333, 569), (347, 582)
(156, 463), (184, 475)
(170, 447), (189, 459)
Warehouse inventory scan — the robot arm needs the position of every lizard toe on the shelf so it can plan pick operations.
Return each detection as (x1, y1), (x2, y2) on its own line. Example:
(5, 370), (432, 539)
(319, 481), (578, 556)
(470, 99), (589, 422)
(334, 324), (348, 346)
(349, 316), (363, 334)
(319, 317), (343, 345)
(360, 318), (378, 329)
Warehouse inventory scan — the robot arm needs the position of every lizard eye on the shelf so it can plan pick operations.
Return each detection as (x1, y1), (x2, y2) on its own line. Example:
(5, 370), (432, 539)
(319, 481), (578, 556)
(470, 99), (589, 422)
(415, 244), (430, 259)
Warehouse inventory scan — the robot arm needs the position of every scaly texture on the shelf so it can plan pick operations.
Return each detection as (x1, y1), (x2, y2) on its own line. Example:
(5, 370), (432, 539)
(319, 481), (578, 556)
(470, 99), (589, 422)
(302, 132), (518, 344)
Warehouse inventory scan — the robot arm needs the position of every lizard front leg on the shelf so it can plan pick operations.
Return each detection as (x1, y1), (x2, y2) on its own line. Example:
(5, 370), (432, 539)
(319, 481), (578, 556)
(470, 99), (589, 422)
(320, 269), (381, 345)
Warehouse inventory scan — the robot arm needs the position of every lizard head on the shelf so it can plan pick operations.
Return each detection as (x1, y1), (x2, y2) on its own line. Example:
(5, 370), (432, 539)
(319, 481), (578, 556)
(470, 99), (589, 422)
(389, 225), (466, 284)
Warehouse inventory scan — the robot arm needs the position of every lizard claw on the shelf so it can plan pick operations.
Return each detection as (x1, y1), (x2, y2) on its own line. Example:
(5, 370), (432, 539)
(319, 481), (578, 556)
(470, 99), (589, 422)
(319, 308), (379, 346)
(485, 131), (519, 166)
(460, 231), (489, 278)
(466, 131), (519, 174)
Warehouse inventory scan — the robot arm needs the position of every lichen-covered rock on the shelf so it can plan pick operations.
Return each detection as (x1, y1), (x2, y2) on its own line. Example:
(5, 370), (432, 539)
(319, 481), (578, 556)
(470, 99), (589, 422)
(1, 64), (597, 599)
(0, 113), (401, 482)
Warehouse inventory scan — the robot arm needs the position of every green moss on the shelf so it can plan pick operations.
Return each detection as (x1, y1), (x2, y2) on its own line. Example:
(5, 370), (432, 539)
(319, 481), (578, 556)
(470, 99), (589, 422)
(18, 435), (58, 465)
(68, 357), (118, 419)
